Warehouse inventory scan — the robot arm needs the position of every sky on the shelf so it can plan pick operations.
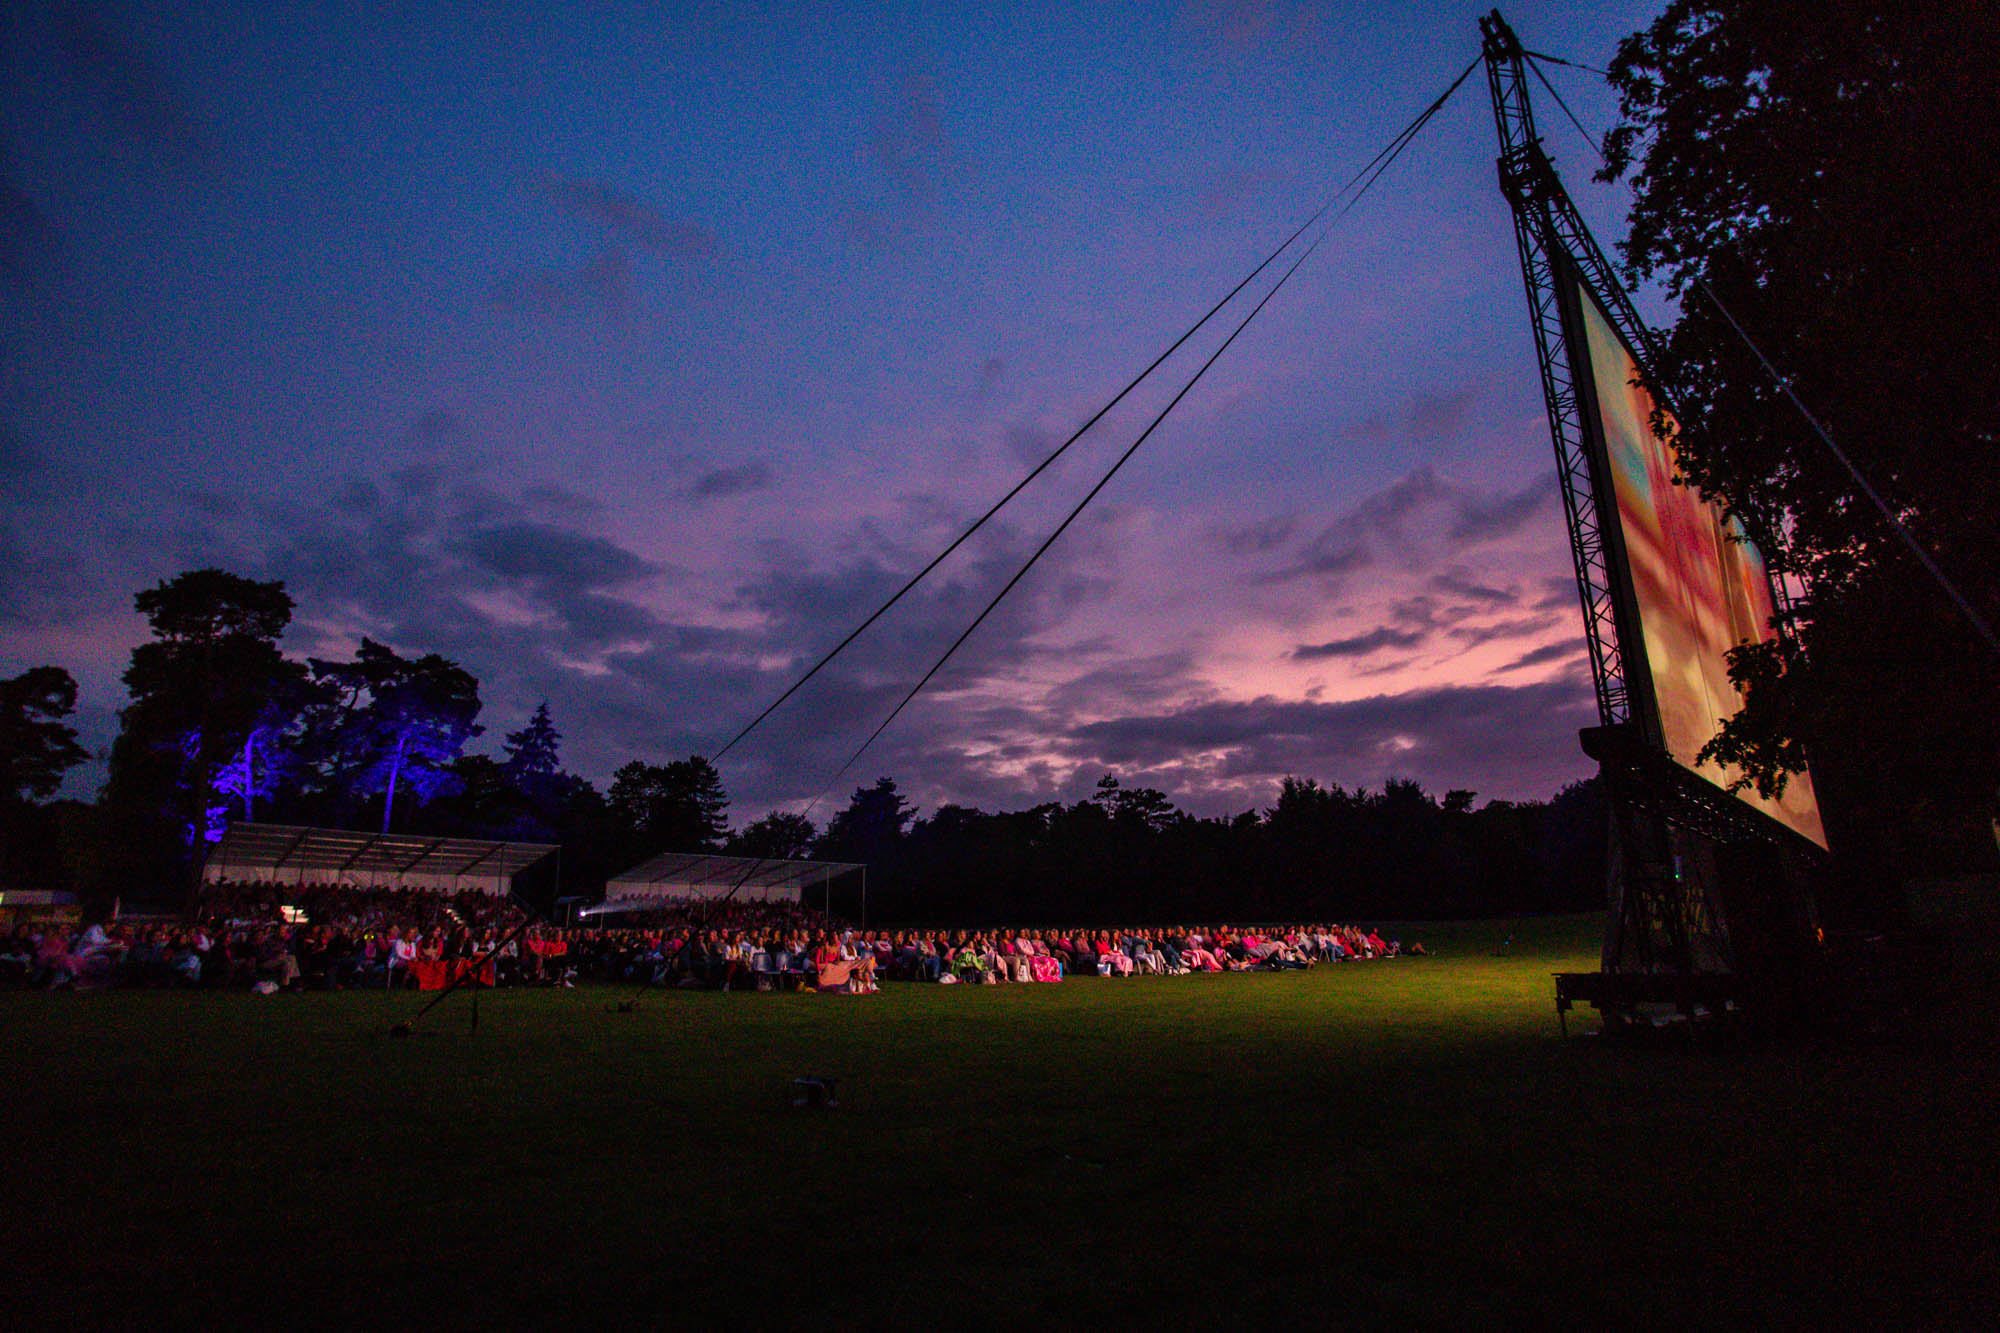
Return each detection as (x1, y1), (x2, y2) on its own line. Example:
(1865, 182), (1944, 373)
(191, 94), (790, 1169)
(0, 0), (1668, 825)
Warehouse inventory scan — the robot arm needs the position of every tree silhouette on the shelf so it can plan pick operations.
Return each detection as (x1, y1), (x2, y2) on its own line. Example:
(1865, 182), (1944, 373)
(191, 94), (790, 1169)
(1, 667), (88, 802)
(1603, 0), (2000, 883)
(606, 756), (730, 855)
(309, 639), (483, 833)
(107, 570), (305, 873)
(503, 702), (562, 780)
(728, 810), (817, 860)
(819, 776), (913, 865)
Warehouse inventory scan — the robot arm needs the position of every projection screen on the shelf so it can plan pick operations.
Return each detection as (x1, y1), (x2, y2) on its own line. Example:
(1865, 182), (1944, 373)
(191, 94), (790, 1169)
(1572, 280), (1828, 849)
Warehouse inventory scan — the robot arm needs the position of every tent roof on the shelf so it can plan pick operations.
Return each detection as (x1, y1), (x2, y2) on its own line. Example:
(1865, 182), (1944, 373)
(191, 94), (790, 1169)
(204, 822), (558, 886)
(602, 851), (864, 898)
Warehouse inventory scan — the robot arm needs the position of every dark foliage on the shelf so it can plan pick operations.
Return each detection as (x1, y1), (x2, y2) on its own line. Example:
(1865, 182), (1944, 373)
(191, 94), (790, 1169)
(853, 773), (1605, 927)
(0, 666), (87, 802)
(606, 756), (730, 859)
(1601, 0), (2000, 899)
(305, 639), (483, 834)
(0, 664), (89, 890)
(104, 570), (306, 893)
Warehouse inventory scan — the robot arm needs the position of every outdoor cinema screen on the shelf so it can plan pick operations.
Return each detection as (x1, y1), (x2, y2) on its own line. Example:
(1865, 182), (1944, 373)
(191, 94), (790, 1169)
(1573, 282), (1828, 849)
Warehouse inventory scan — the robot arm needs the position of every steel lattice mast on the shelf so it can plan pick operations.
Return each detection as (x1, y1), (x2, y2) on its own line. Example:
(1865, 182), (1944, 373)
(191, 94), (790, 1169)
(1479, 8), (1660, 735)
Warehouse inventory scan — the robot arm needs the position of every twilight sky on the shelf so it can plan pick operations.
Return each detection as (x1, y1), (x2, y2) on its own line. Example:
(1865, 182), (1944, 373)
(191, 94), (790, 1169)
(1, 0), (1667, 824)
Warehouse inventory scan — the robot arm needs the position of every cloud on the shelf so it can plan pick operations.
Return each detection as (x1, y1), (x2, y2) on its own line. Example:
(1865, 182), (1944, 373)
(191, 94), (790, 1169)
(52, 1), (213, 164)
(1266, 534), (1369, 583)
(1358, 386), (1481, 447)
(1383, 594), (1485, 635)
(1044, 650), (1208, 713)
(840, 205), (901, 255)
(535, 173), (719, 258)
(1533, 575), (1578, 610)
(870, 71), (948, 193)
(1292, 627), (1426, 659)
(183, 489), (239, 518)
(1207, 512), (1297, 555)
(1448, 472), (1559, 541)
(408, 409), (460, 443)
(688, 462), (772, 500)
(0, 155), (59, 288)
(522, 482), (603, 519)
(493, 247), (637, 322)
(0, 421), (45, 479)
(0, 518), (86, 626)
(459, 521), (655, 590)
(843, 70), (956, 254)
(1185, 0), (1318, 56)
(1002, 421), (1054, 468)
(1445, 614), (1557, 648)
(1428, 568), (1517, 605)
(1197, 168), (1285, 220)
(264, 470), (667, 669)
(1264, 465), (1560, 585)
(1497, 640), (1583, 672)
(1057, 678), (1597, 809)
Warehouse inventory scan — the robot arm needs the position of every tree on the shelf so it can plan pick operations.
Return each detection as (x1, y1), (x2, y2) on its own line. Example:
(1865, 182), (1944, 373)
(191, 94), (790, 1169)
(0, 667), (88, 801)
(606, 756), (730, 854)
(0, 667), (91, 892)
(1602, 1), (2000, 883)
(727, 810), (818, 860)
(209, 670), (322, 823)
(106, 570), (306, 868)
(309, 639), (483, 833)
(501, 701), (574, 824)
(1091, 773), (1181, 834)
(818, 776), (913, 865)
(503, 702), (562, 779)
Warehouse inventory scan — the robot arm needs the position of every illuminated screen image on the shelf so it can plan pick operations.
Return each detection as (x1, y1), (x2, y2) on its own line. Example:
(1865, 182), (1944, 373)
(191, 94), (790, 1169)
(1575, 283), (1828, 849)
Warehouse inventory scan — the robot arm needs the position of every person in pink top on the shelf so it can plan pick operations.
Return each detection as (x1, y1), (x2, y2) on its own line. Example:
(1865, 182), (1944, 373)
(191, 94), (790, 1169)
(36, 928), (81, 987)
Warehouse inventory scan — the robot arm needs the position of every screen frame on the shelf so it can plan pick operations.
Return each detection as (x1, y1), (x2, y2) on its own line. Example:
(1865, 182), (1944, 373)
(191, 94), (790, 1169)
(1551, 252), (1828, 852)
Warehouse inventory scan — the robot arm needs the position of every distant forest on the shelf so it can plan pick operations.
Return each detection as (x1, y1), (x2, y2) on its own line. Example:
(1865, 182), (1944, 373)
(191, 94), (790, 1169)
(1, 568), (1606, 923)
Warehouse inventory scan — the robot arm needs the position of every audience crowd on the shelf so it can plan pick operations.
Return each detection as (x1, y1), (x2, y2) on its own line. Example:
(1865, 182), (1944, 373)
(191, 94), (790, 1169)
(0, 881), (1423, 994)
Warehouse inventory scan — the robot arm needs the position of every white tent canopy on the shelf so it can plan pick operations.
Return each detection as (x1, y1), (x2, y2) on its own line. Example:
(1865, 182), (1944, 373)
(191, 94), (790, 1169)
(203, 822), (558, 896)
(593, 851), (864, 912)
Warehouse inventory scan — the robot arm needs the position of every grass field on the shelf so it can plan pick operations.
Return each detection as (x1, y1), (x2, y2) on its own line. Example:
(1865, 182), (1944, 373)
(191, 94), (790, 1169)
(7, 913), (1995, 1330)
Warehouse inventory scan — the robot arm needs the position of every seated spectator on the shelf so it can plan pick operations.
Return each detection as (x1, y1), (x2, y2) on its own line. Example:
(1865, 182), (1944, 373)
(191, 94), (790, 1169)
(123, 928), (170, 988)
(386, 927), (418, 988)
(252, 927), (301, 991)
(951, 940), (987, 985)
(36, 927), (81, 988)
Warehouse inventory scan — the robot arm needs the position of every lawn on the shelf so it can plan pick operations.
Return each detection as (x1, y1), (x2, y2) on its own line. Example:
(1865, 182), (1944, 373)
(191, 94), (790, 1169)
(6, 913), (1994, 1330)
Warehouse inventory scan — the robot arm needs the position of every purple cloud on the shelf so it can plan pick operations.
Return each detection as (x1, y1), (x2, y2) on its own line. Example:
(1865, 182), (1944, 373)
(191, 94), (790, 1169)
(536, 174), (719, 258)
(689, 463), (773, 500)
(1293, 627), (1426, 659)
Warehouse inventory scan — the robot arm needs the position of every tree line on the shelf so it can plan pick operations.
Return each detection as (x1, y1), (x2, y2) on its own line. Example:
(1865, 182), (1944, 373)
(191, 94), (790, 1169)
(0, 568), (1607, 923)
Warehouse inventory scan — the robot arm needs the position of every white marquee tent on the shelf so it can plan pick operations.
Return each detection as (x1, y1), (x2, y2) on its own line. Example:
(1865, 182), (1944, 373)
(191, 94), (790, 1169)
(592, 851), (865, 914)
(203, 822), (559, 896)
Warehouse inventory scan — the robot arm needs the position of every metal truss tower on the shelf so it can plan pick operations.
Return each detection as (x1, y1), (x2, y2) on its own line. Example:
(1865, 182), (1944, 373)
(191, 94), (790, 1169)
(1478, 9), (1654, 735)
(1478, 10), (1803, 1005)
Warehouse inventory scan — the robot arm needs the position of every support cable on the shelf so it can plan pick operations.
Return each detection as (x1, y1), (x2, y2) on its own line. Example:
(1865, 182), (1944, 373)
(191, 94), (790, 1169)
(805, 241), (1323, 816)
(713, 57), (1481, 765)
(1524, 48), (1612, 78)
(800, 61), (1476, 813)
(1525, 53), (2000, 657)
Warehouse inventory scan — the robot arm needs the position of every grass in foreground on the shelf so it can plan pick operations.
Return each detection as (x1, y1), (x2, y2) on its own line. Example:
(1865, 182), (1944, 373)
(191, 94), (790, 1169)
(5, 913), (1995, 1330)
